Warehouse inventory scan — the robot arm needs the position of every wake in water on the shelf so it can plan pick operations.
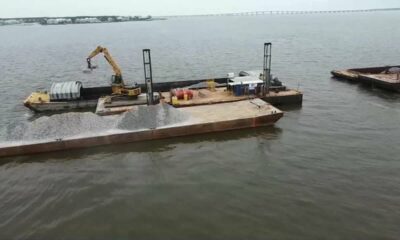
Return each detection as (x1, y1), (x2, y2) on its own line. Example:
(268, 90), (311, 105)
(2, 104), (190, 142)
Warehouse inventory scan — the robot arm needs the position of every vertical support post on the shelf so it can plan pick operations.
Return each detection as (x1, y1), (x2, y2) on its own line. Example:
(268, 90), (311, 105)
(143, 49), (154, 105)
(263, 42), (272, 95)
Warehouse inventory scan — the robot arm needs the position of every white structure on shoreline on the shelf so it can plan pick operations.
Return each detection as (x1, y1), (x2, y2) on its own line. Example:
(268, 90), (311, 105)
(0, 19), (23, 25)
(116, 16), (130, 21)
(46, 18), (72, 25)
(75, 18), (101, 24)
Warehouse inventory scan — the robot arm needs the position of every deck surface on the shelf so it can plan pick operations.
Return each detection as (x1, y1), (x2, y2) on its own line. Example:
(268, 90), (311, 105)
(360, 73), (400, 83)
(332, 69), (400, 83)
(96, 87), (300, 115)
(332, 68), (400, 92)
(163, 88), (300, 106)
(332, 70), (359, 79)
(180, 98), (279, 123)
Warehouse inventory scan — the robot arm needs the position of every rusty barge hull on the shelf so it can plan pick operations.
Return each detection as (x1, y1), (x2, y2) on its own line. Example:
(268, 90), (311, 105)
(331, 65), (400, 92)
(0, 100), (283, 158)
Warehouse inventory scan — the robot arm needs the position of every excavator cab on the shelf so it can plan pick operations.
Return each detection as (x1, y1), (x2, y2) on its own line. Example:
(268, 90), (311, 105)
(111, 75), (123, 85)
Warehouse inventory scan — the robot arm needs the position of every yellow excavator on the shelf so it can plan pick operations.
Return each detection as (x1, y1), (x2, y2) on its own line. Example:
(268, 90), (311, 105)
(87, 46), (141, 97)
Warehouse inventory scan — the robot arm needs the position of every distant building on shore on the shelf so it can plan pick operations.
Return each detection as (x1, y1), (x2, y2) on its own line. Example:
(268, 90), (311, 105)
(0, 19), (23, 25)
(116, 16), (130, 21)
(0, 15), (156, 26)
(46, 18), (72, 25)
(75, 17), (101, 24)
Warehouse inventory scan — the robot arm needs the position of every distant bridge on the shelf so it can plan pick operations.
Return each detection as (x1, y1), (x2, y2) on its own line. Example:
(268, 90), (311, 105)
(163, 8), (400, 18)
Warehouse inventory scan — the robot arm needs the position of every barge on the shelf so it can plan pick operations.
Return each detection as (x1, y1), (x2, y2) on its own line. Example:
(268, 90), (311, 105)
(0, 99), (283, 158)
(23, 82), (112, 112)
(331, 65), (400, 92)
(96, 81), (301, 115)
(24, 74), (302, 113)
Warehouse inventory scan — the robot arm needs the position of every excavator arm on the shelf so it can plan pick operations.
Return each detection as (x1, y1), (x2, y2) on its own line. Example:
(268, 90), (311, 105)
(87, 46), (124, 85)
(85, 46), (141, 97)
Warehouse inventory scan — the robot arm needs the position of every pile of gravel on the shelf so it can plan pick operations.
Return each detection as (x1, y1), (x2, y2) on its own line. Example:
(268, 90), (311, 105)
(4, 104), (190, 142)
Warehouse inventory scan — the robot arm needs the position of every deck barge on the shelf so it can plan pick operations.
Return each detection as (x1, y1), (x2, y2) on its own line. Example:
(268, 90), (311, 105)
(331, 65), (400, 92)
(24, 76), (303, 113)
(96, 86), (301, 115)
(0, 99), (282, 158)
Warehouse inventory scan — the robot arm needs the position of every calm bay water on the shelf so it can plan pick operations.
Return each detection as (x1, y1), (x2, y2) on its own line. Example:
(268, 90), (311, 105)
(0, 12), (400, 239)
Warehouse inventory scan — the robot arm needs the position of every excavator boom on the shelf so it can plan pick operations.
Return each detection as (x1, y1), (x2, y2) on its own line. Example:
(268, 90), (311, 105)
(85, 46), (141, 97)
(87, 46), (123, 84)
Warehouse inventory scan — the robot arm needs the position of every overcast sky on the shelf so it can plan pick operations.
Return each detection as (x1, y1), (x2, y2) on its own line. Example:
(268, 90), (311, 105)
(1, 0), (399, 18)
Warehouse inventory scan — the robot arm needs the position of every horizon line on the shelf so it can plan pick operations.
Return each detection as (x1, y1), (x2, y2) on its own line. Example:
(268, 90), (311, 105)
(159, 7), (400, 17)
(1, 7), (399, 19)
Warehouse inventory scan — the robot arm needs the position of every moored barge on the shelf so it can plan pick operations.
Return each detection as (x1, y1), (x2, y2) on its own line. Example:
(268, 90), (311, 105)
(24, 74), (302, 113)
(331, 65), (400, 92)
(1, 99), (283, 158)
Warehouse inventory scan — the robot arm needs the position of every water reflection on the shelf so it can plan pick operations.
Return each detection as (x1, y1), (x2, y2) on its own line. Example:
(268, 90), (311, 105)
(331, 76), (400, 101)
(0, 126), (282, 165)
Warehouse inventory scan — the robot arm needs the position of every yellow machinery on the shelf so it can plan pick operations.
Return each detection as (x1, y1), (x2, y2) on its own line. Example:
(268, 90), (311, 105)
(87, 46), (141, 97)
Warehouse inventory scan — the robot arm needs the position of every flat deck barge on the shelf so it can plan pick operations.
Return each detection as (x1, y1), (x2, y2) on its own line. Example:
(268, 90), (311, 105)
(24, 76), (303, 113)
(0, 99), (283, 158)
(331, 65), (400, 92)
(96, 87), (301, 115)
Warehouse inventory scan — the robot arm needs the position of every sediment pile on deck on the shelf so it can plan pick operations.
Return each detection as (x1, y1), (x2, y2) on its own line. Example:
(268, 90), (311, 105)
(3, 105), (191, 143)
